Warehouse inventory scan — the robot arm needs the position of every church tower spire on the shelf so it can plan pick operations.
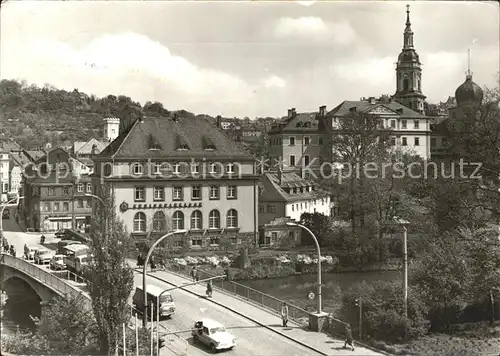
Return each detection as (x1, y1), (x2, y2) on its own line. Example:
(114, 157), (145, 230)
(393, 4), (426, 114)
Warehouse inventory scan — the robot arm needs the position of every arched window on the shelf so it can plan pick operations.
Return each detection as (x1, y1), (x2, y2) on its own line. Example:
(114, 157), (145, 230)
(226, 209), (238, 228)
(152, 211), (165, 231)
(172, 211), (184, 230)
(208, 210), (220, 229)
(191, 210), (202, 230)
(133, 212), (146, 232)
(403, 79), (409, 91)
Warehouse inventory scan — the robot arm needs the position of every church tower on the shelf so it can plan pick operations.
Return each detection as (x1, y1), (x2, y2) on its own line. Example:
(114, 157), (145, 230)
(393, 5), (426, 114)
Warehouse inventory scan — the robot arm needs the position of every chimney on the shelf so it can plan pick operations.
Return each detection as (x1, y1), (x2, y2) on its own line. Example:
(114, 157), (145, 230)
(319, 105), (326, 117)
(287, 109), (293, 118)
(216, 115), (221, 128)
(278, 158), (283, 185)
(369, 97), (376, 104)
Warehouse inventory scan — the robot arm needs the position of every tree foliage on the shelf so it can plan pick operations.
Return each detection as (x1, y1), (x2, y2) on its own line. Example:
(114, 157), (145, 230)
(84, 184), (134, 354)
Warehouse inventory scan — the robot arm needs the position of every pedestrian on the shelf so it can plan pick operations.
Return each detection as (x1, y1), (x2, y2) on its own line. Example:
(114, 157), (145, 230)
(206, 279), (213, 298)
(137, 253), (143, 267)
(191, 265), (198, 282)
(24, 244), (29, 259)
(159, 258), (166, 270)
(3, 241), (8, 253)
(150, 256), (156, 272)
(9, 245), (16, 258)
(343, 324), (355, 351)
(281, 302), (289, 327)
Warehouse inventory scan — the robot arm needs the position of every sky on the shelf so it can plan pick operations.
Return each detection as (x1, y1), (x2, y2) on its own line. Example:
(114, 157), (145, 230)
(1, 1), (499, 118)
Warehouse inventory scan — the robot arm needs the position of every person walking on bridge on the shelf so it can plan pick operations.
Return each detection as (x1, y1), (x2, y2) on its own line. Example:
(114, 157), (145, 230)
(343, 324), (355, 351)
(281, 302), (289, 327)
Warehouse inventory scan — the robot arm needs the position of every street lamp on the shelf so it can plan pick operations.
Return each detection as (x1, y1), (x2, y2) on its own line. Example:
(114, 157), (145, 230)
(287, 221), (326, 331)
(142, 229), (187, 328)
(85, 193), (107, 237)
(394, 216), (410, 318)
(0, 196), (24, 251)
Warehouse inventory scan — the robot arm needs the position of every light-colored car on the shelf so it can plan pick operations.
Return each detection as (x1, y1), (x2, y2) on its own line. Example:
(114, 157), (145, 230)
(192, 318), (236, 352)
(50, 254), (66, 270)
(34, 248), (53, 264)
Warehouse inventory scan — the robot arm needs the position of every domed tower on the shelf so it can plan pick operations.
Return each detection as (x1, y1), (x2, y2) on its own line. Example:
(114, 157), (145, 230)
(393, 5), (426, 114)
(455, 50), (483, 108)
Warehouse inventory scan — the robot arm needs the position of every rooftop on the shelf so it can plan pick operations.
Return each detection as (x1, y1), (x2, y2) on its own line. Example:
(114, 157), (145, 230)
(74, 138), (108, 155)
(269, 111), (322, 134)
(260, 171), (319, 202)
(328, 100), (426, 118)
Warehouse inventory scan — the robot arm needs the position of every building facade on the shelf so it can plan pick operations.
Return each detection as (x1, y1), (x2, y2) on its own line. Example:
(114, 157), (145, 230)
(22, 147), (93, 232)
(92, 115), (260, 250)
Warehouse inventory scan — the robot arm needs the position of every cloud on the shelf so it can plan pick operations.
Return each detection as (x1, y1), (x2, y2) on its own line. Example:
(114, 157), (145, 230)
(273, 17), (356, 45)
(330, 57), (394, 87)
(263, 75), (286, 89)
(1, 32), (256, 111)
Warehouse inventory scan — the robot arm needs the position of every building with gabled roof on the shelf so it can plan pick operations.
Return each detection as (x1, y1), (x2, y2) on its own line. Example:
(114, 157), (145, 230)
(72, 137), (108, 172)
(92, 114), (260, 250)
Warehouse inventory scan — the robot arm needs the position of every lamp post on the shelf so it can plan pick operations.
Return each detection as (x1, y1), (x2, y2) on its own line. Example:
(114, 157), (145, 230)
(142, 229), (187, 328)
(85, 193), (107, 237)
(394, 217), (410, 318)
(286, 222), (323, 316)
(0, 196), (24, 251)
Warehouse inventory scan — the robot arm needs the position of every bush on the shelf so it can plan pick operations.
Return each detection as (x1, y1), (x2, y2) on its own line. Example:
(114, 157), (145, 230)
(339, 281), (428, 342)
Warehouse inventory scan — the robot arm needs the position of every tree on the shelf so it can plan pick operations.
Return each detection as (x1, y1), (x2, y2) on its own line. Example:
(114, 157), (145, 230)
(299, 212), (332, 246)
(84, 184), (134, 354)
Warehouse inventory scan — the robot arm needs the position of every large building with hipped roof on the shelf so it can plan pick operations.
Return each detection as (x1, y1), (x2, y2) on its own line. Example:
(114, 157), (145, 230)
(92, 114), (260, 249)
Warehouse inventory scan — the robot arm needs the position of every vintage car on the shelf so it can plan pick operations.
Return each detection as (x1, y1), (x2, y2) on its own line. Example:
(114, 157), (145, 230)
(191, 318), (235, 352)
(49, 254), (66, 270)
(34, 248), (53, 264)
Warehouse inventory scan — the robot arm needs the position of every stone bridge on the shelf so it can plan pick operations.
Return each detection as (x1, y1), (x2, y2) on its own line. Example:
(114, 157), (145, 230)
(0, 254), (91, 314)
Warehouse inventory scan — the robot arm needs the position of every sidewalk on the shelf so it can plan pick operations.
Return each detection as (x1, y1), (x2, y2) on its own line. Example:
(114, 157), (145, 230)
(134, 262), (384, 356)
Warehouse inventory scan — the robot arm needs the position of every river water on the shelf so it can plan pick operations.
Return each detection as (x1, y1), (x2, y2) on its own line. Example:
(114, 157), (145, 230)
(242, 270), (401, 313)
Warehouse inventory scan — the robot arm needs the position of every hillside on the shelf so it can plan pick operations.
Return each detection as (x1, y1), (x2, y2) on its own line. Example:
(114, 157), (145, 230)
(0, 79), (203, 149)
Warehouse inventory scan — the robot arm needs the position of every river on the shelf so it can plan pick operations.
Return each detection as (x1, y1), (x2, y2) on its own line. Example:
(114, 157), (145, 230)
(242, 270), (401, 313)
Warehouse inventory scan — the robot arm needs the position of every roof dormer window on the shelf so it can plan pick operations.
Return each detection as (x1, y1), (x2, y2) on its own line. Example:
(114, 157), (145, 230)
(202, 136), (216, 151)
(175, 135), (190, 151)
(148, 134), (162, 151)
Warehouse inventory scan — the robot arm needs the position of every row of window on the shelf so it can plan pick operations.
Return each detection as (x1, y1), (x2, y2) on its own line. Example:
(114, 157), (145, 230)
(269, 136), (324, 146)
(134, 185), (238, 202)
(430, 137), (447, 148)
(40, 199), (92, 212)
(132, 209), (239, 232)
(390, 119), (420, 130)
(131, 162), (240, 176)
(45, 183), (92, 196)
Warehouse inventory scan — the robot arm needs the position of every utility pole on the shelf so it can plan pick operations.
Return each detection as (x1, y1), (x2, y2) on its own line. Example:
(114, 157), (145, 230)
(355, 297), (362, 340)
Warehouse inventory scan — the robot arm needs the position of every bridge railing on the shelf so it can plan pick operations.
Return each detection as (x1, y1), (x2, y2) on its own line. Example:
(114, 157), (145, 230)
(165, 262), (312, 326)
(0, 254), (91, 309)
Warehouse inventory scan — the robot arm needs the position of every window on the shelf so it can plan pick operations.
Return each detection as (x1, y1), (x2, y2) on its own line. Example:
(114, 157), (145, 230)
(77, 183), (84, 192)
(319, 137), (323, 145)
(414, 120), (419, 129)
(210, 237), (220, 246)
(304, 155), (310, 166)
(209, 186), (220, 200)
(442, 138), (448, 147)
(226, 209), (238, 228)
(53, 203), (59, 212)
(43, 202), (50, 211)
(267, 205), (276, 213)
(132, 163), (143, 175)
(289, 136), (295, 146)
(209, 163), (219, 174)
(47, 187), (54, 196)
(209, 210), (220, 229)
(304, 137), (310, 145)
(86, 183), (92, 193)
(403, 78), (409, 91)
(153, 186), (164, 201)
(154, 162), (162, 174)
(86, 199), (91, 208)
(390, 137), (396, 146)
(401, 120), (407, 129)
(172, 211), (184, 230)
(227, 186), (237, 199)
(289, 155), (296, 166)
(77, 199), (83, 208)
(226, 163), (235, 174)
(191, 162), (200, 174)
(192, 239), (202, 247)
(402, 137), (407, 146)
(390, 120), (396, 128)
(191, 210), (202, 230)
(174, 241), (183, 248)
(153, 211), (165, 231)
(172, 163), (180, 174)
(272, 232), (278, 242)
(62, 202), (69, 212)
(133, 212), (146, 232)
(191, 186), (201, 200)
(134, 187), (145, 201)
(173, 186), (183, 201)
(259, 205), (265, 213)
(63, 187), (69, 196)
(431, 137), (436, 147)
(414, 137), (420, 146)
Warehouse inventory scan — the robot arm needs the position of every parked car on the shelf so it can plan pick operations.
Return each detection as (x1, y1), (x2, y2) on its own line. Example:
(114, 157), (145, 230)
(2, 210), (10, 219)
(55, 229), (67, 239)
(132, 284), (175, 319)
(34, 248), (53, 264)
(192, 319), (236, 352)
(50, 254), (66, 270)
(25, 246), (40, 260)
(57, 240), (80, 254)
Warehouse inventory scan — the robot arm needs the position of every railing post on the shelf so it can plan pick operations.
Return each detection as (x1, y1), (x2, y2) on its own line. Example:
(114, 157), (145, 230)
(261, 294), (264, 307)
(233, 283), (235, 294)
(247, 288), (249, 300)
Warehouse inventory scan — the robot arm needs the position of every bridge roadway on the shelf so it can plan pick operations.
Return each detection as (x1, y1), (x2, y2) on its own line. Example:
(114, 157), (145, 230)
(1, 214), (383, 356)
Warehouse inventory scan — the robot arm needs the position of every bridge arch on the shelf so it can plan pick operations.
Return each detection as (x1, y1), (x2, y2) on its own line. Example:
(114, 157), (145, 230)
(1, 265), (60, 302)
